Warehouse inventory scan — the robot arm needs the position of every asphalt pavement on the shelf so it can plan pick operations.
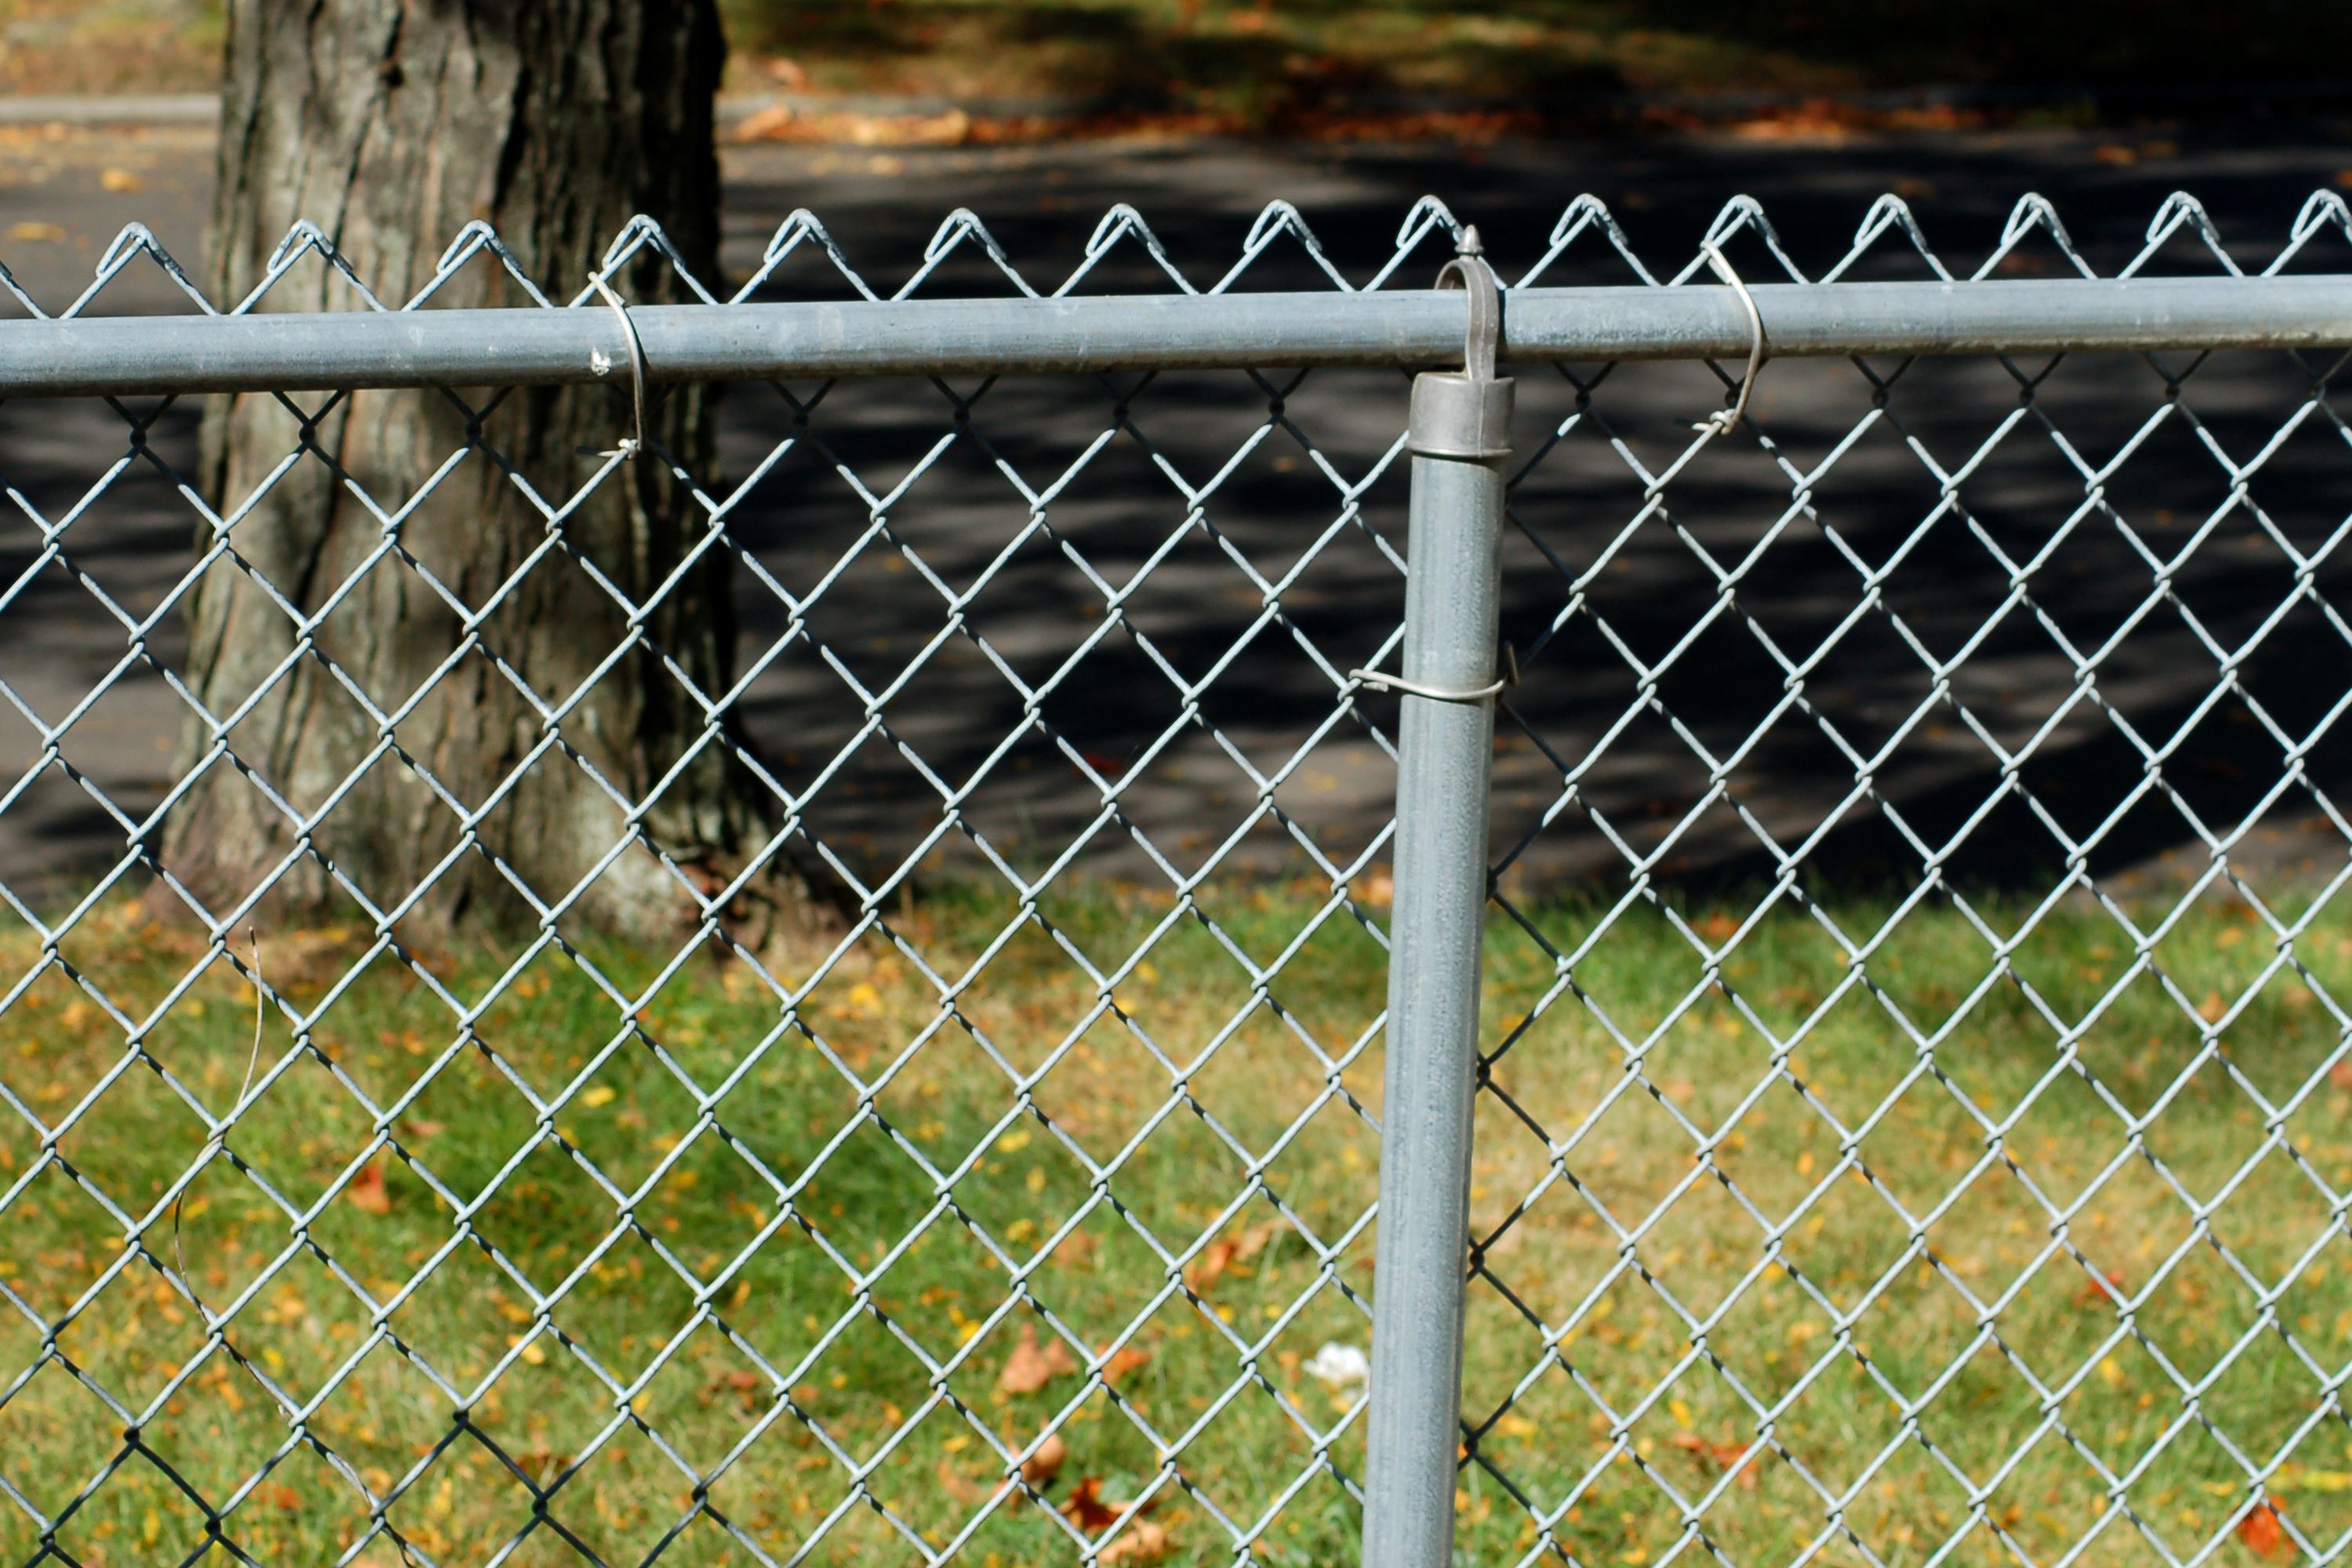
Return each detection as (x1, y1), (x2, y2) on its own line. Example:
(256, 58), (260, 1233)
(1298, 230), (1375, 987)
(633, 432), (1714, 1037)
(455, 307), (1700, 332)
(4, 117), (2350, 913)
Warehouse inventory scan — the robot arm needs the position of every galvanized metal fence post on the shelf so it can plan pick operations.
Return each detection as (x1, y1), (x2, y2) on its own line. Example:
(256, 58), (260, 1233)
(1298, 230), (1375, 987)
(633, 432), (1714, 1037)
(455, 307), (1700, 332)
(1358, 234), (1512, 1568)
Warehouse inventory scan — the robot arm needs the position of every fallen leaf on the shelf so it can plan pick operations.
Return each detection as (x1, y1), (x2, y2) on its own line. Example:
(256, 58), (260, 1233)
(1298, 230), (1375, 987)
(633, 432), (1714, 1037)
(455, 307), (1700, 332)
(1692, 909), (1740, 942)
(267, 1483), (300, 1510)
(1233, 1218), (1281, 1261)
(1101, 1519), (1171, 1564)
(1185, 1238), (1240, 1292)
(5, 221), (65, 244)
(1100, 1344), (1151, 1384)
(1670, 1430), (1762, 1489)
(936, 1454), (988, 1506)
(734, 102), (797, 142)
(2073, 1266), (2127, 1308)
(99, 167), (143, 193)
(2093, 144), (2137, 166)
(2198, 990), (2227, 1024)
(2338, 169), (2352, 190)
(2329, 1060), (2352, 1091)
(1062, 1476), (1123, 1533)
(2238, 1501), (2290, 1559)
(996, 1323), (1076, 1394)
(579, 1084), (618, 1108)
(1020, 1430), (1066, 1486)
(762, 56), (809, 89)
(346, 1160), (393, 1215)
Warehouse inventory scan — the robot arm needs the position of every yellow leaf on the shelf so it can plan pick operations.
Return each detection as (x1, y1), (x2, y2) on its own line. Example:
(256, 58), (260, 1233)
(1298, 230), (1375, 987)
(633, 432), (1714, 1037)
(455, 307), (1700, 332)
(996, 1129), (1032, 1153)
(143, 1509), (162, 1545)
(99, 167), (144, 193)
(847, 982), (883, 1015)
(2098, 1356), (2122, 1386)
(1668, 1398), (1693, 1428)
(580, 1085), (617, 1108)
(1026, 1167), (1047, 1194)
(5, 221), (65, 244)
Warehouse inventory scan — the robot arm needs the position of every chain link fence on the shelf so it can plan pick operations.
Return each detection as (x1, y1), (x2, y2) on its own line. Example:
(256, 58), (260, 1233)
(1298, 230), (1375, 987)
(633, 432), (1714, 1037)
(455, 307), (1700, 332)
(2, 191), (2352, 1568)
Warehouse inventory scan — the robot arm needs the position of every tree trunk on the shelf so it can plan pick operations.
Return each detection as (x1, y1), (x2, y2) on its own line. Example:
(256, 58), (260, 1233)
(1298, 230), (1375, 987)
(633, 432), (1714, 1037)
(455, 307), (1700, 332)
(162, 0), (804, 946)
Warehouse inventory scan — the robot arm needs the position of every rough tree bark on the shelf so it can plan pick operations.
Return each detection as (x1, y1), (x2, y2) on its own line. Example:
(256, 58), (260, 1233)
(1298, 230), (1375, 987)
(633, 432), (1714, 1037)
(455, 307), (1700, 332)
(162, 0), (807, 945)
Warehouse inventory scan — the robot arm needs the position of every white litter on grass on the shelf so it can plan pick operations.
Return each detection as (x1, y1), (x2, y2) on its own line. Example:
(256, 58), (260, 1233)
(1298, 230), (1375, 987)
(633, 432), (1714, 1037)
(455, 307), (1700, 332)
(1303, 1342), (1371, 1389)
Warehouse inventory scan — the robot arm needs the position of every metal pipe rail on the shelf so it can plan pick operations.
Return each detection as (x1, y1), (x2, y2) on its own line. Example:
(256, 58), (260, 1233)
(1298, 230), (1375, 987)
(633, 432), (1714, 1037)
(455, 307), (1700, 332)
(0, 274), (2347, 397)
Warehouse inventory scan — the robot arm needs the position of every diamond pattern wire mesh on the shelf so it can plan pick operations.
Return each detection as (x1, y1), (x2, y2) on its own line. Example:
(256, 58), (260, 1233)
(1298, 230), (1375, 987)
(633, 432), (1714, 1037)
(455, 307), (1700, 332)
(0, 188), (2350, 1568)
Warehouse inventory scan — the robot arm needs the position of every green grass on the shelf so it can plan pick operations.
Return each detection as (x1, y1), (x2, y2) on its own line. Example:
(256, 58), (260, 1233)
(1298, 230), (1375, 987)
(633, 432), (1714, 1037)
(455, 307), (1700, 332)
(4, 880), (2352, 1566)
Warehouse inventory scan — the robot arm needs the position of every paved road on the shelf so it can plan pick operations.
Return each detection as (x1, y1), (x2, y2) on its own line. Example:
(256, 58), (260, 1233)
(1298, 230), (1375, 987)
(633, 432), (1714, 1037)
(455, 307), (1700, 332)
(3, 119), (2350, 911)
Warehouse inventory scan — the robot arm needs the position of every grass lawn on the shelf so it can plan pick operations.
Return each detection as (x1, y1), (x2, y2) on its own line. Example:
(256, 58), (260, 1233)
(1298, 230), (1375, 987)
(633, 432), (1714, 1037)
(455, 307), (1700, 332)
(4, 877), (2351, 1565)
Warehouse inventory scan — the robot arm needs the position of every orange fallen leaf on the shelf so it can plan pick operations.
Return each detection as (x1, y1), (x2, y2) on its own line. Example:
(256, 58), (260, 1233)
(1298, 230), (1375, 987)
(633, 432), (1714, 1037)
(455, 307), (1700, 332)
(267, 1483), (300, 1510)
(734, 102), (796, 142)
(2329, 1059), (2352, 1091)
(2238, 1501), (2290, 1559)
(1100, 1344), (1150, 1384)
(1101, 1519), (1171, 1564)
(6, 221), (65, 244)
(1233, 1218), (1282, 1261)
(1670, 1430), (1760, 1489)
(2338, 169), (2352, 190)
(2093, 144), (2137, 166)
(1020, 1430), (1066, 1487)
(2198, 990), (2227, 1024)
(346, 1160), (392, 1215)
(1185, 1238), (1240, 1291)
(2073, 1266), (2127, 1308)
(1692, 909), (1740, 942)
(99, 168), (144, 193)
(996, 1323), (1076, 1394)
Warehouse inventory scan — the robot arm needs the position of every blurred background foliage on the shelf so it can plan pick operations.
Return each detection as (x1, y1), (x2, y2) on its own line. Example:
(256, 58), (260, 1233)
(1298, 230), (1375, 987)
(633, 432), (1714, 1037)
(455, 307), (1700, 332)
(0, 0), (2343, 118)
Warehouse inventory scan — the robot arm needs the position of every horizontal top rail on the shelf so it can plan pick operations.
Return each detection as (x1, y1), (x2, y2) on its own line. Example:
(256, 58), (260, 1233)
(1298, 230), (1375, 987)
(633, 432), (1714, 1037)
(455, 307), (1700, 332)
(0, 274), (2347, 397)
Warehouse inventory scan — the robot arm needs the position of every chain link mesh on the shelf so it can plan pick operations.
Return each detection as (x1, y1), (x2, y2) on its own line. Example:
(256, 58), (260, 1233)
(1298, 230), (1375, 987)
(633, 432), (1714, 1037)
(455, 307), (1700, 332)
(2, 188), (2350, 1567)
